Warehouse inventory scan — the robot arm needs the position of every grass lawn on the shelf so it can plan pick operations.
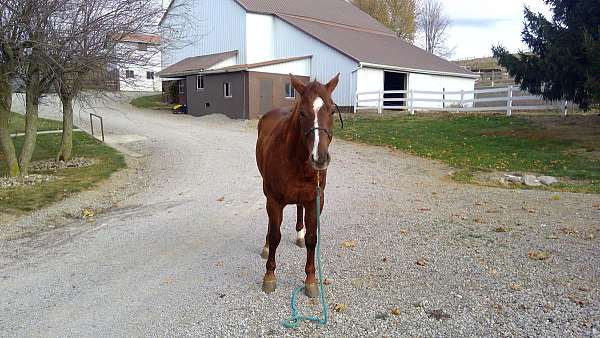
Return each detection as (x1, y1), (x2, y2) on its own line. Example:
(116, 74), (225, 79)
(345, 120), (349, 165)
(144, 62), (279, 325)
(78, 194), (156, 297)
(130, 94), (172, 110)
(335, 113), (600, 193)
(9, 111), (63, 133)
(1, 114), (125, 214)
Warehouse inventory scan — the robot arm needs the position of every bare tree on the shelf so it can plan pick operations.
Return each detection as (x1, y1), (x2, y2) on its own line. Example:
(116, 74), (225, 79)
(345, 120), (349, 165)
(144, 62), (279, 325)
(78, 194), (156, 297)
(49, 0), (165, 161)
(417, 0), (455, 58)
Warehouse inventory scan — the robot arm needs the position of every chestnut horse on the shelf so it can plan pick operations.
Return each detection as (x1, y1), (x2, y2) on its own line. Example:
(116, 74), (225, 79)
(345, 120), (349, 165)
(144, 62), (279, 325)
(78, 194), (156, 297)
(256, 73), (340, 297)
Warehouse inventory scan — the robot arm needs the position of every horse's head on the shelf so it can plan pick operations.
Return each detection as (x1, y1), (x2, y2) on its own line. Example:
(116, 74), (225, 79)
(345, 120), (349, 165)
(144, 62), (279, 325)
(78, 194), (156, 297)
(290, 73), (340, 171)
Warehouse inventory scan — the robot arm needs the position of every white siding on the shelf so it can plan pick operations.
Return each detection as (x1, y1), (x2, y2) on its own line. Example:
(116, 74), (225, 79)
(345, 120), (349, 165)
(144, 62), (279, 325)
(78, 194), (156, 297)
(271, 17), (358, 106)
(208, 55), (238, 70)
(408, 73), (476, 108)
(246, 13), (275, 64)
(161, 0), (246, 68)
(250, 58), (311, 76)
(356, 67), (383, 106)
(119, 43), (162, 92)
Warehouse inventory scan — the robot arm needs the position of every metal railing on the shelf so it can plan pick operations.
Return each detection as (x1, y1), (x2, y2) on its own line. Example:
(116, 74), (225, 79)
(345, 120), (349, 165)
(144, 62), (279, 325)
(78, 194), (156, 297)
(354, 85), (569, 116)
(89, 113), (105, 142)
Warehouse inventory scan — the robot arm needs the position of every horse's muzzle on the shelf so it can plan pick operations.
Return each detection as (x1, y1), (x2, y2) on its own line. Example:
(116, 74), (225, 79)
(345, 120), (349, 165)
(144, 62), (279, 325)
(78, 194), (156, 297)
(310, 153), (330, 171)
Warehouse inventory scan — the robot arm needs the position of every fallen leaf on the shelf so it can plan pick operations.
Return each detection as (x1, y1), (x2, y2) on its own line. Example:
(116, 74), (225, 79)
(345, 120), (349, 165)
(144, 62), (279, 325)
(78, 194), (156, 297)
(391, 307), (401, 316)
(475, 202), (484, 206)
(568, 293), (586, 306)
(585, 233), (595, 240)
(495, 226), (511, 233)
(323, 278), (332, 285)
(551, 195), (561, 201)
(216, 261), (224, 267)
(399, 229), (408, 235)
(528, 250), (551, 261)
(341, 240), (356, 248)
(216, 197), (225, 202)
(218, 294), (226, 299)
(82, 208), (95, 218)
(334, 303), (348, 313)
(488, 268), (498, 276)
(473, 218), (483, 224)
(418, 208), (431, 212)
(510, 283), (523, 291)
(425, 309), (451, 321)
(416, 258), (429, 266)
(560, 227), (578, 235)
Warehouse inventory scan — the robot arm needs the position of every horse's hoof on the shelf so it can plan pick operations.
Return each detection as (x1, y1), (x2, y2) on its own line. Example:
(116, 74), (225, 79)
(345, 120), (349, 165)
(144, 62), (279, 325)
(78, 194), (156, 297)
(295, 237), (305, 248)
(262, 279), (277, 294)
(260, 246), (269, 259)
(304, 283), (319, 298)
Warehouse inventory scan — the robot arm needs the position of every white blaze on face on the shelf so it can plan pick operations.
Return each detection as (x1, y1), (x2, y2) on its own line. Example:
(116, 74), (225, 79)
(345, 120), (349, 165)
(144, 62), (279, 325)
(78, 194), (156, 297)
(312, 97), (324, 161)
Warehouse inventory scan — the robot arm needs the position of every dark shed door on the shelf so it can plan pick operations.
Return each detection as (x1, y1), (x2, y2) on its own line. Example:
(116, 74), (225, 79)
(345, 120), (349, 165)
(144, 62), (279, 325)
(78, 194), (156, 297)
(259, 79), (273, 114)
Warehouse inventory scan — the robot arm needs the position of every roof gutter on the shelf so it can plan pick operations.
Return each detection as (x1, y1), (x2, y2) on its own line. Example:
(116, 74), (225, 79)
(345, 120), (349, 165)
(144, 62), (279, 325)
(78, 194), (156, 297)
(359, 62), (480, 79)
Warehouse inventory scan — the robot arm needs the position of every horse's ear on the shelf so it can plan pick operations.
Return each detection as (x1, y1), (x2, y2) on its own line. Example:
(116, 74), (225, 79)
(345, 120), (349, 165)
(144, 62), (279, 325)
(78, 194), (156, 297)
(290, 74), (305, 96)
(325, 73), (340, 94)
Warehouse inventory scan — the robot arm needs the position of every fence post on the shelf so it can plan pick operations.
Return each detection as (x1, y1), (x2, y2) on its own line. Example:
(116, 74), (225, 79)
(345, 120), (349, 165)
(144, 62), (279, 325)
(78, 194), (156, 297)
(409, 89), (415, 115)
(459, 89), (464, 113)
(561, 100), (568, 117)
(353, 93), (358, 114)
(442, 87), (446, 109)
(378, 89), (383, 114)
(507, 85), (513, 116)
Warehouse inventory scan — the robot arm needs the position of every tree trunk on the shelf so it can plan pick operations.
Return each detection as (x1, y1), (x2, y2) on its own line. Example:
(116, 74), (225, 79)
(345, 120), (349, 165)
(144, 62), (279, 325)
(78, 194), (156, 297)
(0, 77), (20, 176)
(57, 95), (74, 162)
(18, 86), (39, 175)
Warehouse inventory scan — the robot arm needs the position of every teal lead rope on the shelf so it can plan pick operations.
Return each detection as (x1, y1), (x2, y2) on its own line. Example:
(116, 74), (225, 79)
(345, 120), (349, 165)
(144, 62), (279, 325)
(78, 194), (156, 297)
(282, 184), (329, 329)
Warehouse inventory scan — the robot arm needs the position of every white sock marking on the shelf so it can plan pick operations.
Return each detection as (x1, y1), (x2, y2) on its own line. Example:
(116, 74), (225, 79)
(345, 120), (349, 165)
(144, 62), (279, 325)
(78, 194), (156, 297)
(312, 97), (324, 161)
(297, 228), (306, 241)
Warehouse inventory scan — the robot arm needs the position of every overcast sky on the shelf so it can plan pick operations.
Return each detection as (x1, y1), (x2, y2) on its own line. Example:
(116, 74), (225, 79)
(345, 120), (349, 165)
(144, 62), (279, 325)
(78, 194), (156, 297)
(443, 0), (552, 59)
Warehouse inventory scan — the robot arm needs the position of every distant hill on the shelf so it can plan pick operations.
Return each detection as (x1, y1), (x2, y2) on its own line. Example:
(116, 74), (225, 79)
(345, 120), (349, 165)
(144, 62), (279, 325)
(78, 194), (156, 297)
(454, 57), (503, 72)
(454, 56), (513, 88)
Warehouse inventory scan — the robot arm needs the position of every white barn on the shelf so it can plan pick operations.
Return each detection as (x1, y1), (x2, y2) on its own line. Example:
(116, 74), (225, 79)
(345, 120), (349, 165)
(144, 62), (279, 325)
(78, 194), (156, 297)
(159, 0), (477, 116)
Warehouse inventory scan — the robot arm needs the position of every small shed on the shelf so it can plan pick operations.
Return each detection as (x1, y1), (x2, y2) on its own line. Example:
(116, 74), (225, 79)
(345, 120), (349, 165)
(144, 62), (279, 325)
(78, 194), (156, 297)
(158, 51), (310, 119)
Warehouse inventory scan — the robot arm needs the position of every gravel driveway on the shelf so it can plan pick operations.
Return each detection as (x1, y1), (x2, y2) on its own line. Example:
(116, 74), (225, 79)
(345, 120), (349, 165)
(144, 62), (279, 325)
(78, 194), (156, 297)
(1, 94), (599, 337)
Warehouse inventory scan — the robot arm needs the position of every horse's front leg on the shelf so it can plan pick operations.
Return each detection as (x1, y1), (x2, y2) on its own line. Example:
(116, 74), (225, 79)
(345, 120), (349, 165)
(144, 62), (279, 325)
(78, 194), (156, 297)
(295, 204), (306, 248)
(262, 196), (283, 294)
(303, 192), (324, 298)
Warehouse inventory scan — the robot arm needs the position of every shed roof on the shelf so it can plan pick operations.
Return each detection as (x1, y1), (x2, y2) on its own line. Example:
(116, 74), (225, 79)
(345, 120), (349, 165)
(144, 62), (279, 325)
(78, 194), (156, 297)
(158, 53), (311, 77)
(157, 51), (239, 77)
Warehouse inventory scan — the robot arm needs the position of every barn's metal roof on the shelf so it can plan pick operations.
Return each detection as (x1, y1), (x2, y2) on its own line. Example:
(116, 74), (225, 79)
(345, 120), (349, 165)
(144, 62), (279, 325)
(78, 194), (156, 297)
(279, 15), (475, 77)
(234, 0), (390, 34)
(157, 51), (239, 77)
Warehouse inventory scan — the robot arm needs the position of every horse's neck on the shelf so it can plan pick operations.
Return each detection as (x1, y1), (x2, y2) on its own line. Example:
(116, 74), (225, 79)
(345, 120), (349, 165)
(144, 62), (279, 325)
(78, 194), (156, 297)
(284, 112), (309, 165)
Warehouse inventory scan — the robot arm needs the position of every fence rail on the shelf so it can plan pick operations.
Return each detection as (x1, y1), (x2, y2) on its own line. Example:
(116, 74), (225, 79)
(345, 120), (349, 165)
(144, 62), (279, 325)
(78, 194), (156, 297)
(354, 85), (569, 117)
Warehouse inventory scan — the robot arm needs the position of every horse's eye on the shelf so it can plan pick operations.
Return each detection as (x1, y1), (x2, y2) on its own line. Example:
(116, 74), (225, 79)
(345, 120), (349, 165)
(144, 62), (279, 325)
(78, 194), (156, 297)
(300, 110), (306, 117)
(331, 110), (335, 115)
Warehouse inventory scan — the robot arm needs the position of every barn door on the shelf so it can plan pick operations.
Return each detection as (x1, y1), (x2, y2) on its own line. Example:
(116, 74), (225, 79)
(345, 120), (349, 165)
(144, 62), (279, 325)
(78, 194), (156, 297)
(259, 79), (273, 114)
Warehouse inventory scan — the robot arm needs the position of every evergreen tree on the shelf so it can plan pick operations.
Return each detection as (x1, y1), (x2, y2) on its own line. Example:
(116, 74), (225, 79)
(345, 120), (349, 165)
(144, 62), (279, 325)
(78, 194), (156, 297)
(492, 0), (600, 109)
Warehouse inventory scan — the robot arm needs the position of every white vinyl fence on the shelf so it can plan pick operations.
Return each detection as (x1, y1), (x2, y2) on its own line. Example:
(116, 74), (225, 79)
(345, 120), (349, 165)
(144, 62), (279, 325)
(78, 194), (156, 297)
(354, 85), (569, 117)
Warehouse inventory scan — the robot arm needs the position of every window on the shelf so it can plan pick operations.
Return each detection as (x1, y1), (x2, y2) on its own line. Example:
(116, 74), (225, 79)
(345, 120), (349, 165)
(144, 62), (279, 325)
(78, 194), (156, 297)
(137, 43), (147, 51)
(285, 82), (295, 98)
(146, 71), (154, 80)
(178, 80), (185, 94)
(223, 82), (232, 98)
(197, 75), (205, 90)
(125, 70), (134, 79)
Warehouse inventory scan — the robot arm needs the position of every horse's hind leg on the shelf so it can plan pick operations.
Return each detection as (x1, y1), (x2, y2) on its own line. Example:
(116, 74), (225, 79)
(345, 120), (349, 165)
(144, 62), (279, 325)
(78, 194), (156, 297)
(295, 204), (306, 248)
(263, 196), (283, 294)
(260, 229), (270, 259)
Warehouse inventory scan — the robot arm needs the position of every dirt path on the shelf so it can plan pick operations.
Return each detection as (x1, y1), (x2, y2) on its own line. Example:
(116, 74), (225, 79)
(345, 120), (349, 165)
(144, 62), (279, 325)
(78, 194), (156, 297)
(1, 96), (598, 337)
